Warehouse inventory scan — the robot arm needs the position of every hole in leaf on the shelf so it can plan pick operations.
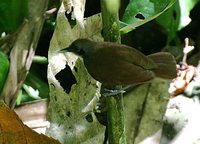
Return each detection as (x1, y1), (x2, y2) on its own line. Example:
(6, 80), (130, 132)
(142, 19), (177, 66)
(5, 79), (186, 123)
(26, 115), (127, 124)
(74, 66), (78, 72)
(67, 111), (71, 117)
(55, 64), (77, 94)
(135, 13), (145, 20)
(85, 114), (93, 123)
(65, 9), (76, 28)
(95, 112), (107, 126)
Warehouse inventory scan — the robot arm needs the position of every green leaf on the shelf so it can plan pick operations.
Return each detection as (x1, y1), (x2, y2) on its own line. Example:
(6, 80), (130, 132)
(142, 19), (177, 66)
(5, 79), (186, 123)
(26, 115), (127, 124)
(23, 84), (41, 100)
(25, 70), (49, 99)
(156, 2), (180, 43)
(0, 51), (9, 95)
(156, 0), (199, 42)
(0, 0), (28, 34)
(120, 0), (177, 33)
(178, 0), (199, 29)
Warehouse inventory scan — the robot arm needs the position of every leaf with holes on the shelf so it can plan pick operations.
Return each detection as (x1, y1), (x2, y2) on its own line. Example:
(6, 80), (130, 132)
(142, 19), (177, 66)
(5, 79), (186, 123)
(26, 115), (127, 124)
(121, 0), (177, 33)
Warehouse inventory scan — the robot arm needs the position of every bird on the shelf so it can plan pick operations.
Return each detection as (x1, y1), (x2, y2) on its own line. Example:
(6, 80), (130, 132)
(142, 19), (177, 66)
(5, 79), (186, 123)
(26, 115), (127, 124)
(60, 39), (177, 86)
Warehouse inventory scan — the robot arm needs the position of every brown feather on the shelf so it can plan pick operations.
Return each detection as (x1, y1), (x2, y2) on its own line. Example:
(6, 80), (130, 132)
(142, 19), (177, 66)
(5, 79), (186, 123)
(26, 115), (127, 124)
(61, 39), (177, 85)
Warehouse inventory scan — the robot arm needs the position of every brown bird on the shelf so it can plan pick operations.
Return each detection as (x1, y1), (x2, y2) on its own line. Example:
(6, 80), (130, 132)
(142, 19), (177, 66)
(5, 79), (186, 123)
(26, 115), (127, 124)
(60, 39), (177, 86)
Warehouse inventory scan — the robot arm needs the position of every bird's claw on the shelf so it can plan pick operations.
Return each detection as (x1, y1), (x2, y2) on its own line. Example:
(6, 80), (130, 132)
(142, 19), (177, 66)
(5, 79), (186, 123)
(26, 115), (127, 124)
(102, 88), (126, 97)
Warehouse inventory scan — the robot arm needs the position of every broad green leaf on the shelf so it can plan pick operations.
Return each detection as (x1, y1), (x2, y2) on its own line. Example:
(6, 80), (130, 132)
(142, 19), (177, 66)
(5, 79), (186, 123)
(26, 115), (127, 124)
(178, 0), (199, 30)
(23, 84), (41, 100)
(25, 71), (49, 99)
(0, 51), (9, 95)
(156, 0), (199, 42)
(0, 0), (28, 34)
(156, 2), (180, 43)
(121, 0), (177, 33)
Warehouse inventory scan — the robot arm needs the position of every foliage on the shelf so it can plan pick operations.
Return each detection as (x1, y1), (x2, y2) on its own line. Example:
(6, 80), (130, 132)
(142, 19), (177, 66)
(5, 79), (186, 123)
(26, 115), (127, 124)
(0, 0), (199, 143)
(121, 0), (176, 33)
(0, 0), (198, 106)
(0, 51), (9, 95)
(157, 0), (199, 42)
(0, 0), (53, 105)
(0, 0), (28, 34)
(121, 0), (199, 43)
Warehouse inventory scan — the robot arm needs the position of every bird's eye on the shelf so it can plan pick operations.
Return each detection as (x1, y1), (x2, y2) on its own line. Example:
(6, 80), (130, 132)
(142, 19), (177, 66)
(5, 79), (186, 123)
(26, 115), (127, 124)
(78, 49), (85, 56)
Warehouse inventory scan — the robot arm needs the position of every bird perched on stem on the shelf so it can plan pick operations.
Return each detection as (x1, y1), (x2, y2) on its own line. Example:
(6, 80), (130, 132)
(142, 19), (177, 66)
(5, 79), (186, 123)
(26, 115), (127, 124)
(60, 39), (177, 86)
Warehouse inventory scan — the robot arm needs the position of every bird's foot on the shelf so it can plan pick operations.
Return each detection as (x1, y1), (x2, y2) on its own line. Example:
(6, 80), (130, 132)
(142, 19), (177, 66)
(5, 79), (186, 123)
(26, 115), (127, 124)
(102, 88), (126, 97)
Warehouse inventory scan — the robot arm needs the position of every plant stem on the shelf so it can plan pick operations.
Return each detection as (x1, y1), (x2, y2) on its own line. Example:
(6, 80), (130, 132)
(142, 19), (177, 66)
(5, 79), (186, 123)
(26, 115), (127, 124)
(101, 0), (121, 43)
(33, 55), (48, 64)
(106, 86), (126, 144)
(100, 0), (126, 143)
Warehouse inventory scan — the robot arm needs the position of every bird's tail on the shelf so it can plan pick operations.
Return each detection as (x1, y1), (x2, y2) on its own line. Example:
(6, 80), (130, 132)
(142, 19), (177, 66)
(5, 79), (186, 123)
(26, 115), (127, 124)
(148, 52), (177, 79)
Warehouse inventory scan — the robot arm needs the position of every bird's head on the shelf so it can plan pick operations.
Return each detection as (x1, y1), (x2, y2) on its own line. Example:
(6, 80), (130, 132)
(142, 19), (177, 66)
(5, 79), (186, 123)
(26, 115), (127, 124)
(60, 39), (95, 58)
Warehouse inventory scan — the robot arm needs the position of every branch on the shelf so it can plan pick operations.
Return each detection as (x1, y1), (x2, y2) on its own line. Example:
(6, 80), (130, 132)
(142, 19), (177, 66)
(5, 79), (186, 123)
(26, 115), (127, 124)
(100, 0), (126, 143)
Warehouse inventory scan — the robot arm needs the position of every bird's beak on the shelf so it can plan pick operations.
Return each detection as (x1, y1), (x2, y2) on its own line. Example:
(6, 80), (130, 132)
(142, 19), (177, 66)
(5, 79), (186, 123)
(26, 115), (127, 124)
(59, 47), (73, 53)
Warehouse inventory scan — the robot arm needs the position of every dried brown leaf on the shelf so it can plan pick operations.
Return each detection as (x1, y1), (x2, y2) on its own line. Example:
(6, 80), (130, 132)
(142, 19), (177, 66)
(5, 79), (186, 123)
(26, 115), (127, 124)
(0, 100), (60, 144)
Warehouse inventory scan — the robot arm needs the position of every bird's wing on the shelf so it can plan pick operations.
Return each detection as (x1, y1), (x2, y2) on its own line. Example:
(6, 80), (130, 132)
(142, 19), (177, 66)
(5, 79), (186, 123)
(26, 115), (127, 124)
(85, 53), (155, 85)
(84, 43), (156, 85)
(95, 42), (157, 70)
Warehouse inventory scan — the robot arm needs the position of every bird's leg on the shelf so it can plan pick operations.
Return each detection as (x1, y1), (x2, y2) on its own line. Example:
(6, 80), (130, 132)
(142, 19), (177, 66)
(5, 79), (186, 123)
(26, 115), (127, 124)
(101, 84), (137, 97)
(101, 85), (127, 97)
(103, 88), (126, 97)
